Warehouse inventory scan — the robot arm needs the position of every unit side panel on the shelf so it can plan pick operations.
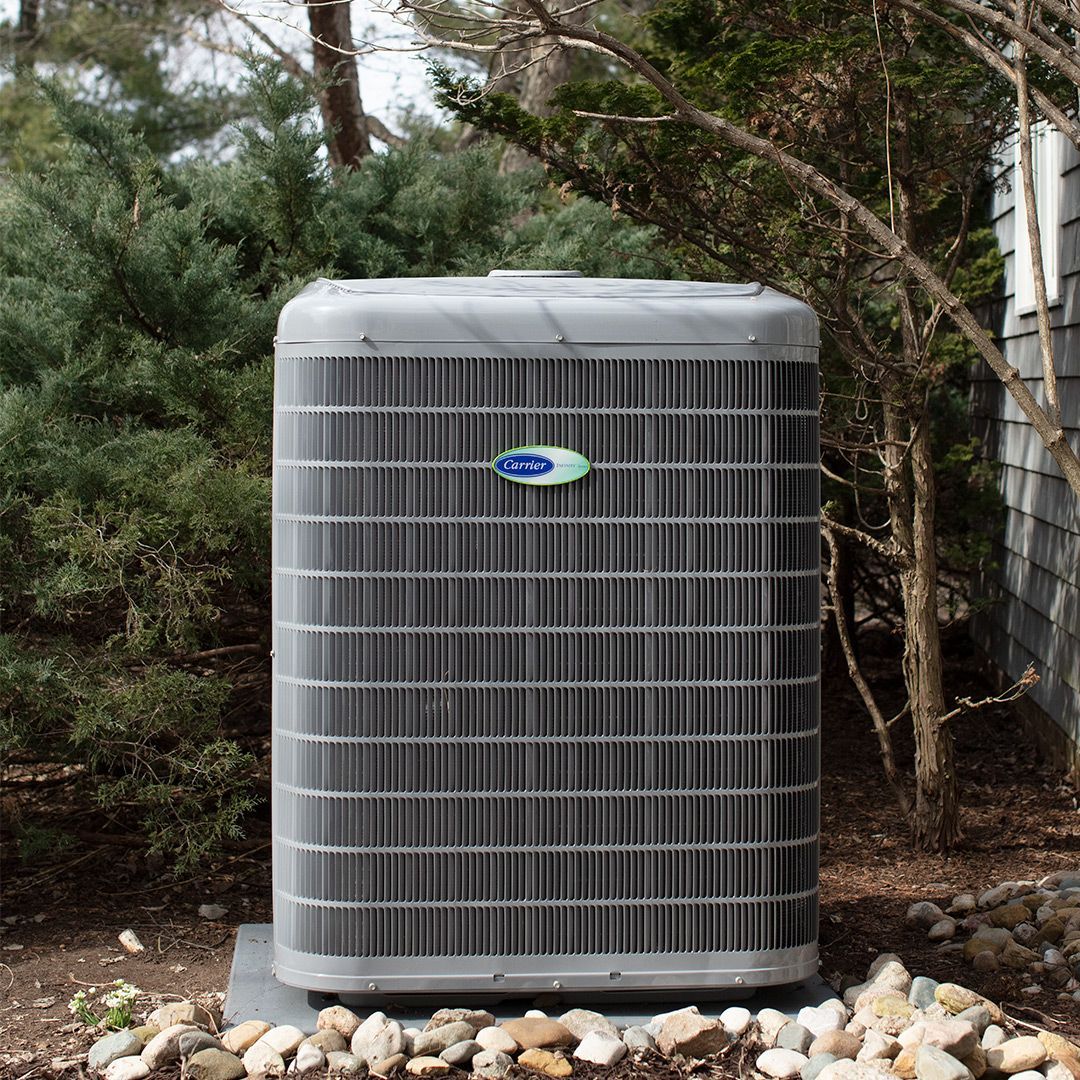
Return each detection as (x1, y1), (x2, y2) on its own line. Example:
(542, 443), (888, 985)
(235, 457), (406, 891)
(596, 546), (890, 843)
(272, 345), (821, 993)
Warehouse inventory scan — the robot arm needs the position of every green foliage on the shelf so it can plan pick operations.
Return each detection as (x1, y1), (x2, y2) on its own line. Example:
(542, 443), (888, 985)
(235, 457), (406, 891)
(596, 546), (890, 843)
(1, 58), (666, 868)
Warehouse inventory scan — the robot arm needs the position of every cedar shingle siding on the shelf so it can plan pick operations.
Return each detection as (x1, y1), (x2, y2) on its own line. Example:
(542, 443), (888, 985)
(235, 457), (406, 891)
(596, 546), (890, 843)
(972, 139), (1080, 752)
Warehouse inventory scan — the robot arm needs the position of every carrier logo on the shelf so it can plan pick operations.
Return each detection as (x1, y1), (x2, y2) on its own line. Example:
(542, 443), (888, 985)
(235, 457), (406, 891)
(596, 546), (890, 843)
(492, 445), (591, 486)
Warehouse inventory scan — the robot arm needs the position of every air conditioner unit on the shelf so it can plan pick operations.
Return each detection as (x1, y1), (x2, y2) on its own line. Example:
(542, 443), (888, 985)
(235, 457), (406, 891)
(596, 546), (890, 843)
(272, 272), (820, 998)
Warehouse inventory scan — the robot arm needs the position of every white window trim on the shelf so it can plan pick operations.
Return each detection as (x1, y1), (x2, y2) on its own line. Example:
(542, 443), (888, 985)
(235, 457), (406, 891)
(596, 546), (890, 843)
(1013, 120), (1064, 316)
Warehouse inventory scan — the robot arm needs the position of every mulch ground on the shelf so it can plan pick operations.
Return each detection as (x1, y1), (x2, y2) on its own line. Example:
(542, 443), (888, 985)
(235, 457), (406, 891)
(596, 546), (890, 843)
(1, 633), (1077, 1076)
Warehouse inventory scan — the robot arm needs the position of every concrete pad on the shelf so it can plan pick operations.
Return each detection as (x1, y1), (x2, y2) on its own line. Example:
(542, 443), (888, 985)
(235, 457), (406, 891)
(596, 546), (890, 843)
(225, 925), (835, 1033)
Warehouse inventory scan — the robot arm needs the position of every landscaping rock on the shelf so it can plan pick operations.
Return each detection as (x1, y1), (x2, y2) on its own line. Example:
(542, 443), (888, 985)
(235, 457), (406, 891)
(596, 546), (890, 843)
(90, 1031), (144, 1072)
(816, 1059), (895, 1080)
(326, 1051), (365, 1074)
(471, 1050), (513, 1079)
(185, 1049), (247, 1080)
(989, 904), (1031, 930)
(440, 1041), (483, 1067)
(476, 1027), (519, 1055)
(243, 1041), (286, 1079)
(260, 1026), (307, 1059)
(909, 978), (940, 1011)
(501, 1018), (574, 1050)
(370, 1054), (407, 1076)
(982, 1027), (1007, 1050)
(720, 1007), (752, 1036)
(657, 1011), (728, 1057)
(129, 1026), (158, 1045)
(1014, 923), (1040, 946)
(353, 1016), (407, 1067)
(949, 896), (977, 915)
(623, 1026), (657, 1052)
(778, 1024), (815, 1055)
(953, 1008), (990, 1036)
(803, 1054), (840, 1080)
(560, 1009), (619, 1040)
(426, 1010), (495, 1033)
(980, 884), (1019, 909)
(304, 1031), (348, 1054)
(574, 1032), (626, 1066)
(895, 1048), (919, 1078)
(518, 1048), (573, 1076)
(915, 1045), (973, 1080)
(922, 1022), (979, 1059)
(1038, 1033), (1080, 1060)
(908, 903), (948, 931)
(759, 1009), (793, 1046)
(963, 1045), (987, 1079)
(929, 920), (957, 942)
(873, 995), (914, 1018)
(103, 1059), (151, 1080)
(757, 1049), (811, 1079)
(406, 1056), (449, 1076)
(293, 1043), (326, 1072)
(799, 1007), (848, 1039)
(470, 1049), (511, 1075)
(141, 1025), (202, 1070)
(858, 1032), (900, 1062)
(972, 952), (999, 973)
(413, 1022), (477, 1057)
(1002, 940), (1040, 969)
(935, 984), (1004, 1024)
(319, 1007), (363, 1040)
(811, 1032), (863, 1060)
(987, 1038), (1048, 1073)
(148, 1002), (216, 1031)
(223, 1020), (272, 1054)
(1044, 1059), (1080, 1080)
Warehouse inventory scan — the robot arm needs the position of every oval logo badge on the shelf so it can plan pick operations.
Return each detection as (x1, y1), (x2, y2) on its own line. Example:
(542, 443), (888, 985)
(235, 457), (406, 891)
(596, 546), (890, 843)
(492, 445), (591, 486)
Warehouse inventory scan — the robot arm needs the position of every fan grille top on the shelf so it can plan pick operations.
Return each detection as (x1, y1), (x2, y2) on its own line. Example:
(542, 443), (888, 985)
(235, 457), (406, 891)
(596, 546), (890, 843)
(272, 279), (820, 996)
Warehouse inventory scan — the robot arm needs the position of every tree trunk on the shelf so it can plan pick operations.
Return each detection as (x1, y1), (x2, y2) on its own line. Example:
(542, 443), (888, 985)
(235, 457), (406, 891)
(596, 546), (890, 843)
(14, 0), (41, 75)
(306, 0), (370, 168)
(905, 418), (961, 850)
(499, 1), (588, 172)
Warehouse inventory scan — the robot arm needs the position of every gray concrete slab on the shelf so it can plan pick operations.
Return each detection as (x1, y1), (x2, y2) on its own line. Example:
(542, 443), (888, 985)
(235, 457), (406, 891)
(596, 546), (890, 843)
(225, 924), (835, 1033)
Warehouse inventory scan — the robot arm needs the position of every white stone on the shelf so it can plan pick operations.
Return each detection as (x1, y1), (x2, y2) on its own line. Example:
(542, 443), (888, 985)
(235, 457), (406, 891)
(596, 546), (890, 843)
(623, 1026), (657, 1052)
(319, 1006), (362, 1040)
(294, 1043), (326, 1072)
(244, 1042), (286, 1078)
(799, 1007), (847, 1039)
(525, 1010), (548, 1019)
(1044, 1061), (1079, 1080)
(858, 1031), (900, 1062)
(475, 1027), (518, 1055)
(104, 1058), (151, 1080)
(758, 1009), (793, 1046)
(260, 1027), (307, 1058)
(574, 1032), (627, 1067)
(981, 1027), (1007, 1050)
(141, 1025), (202, 1070)
(720, 1007), (752, 1036)
(757, 1049), (810, 1079)
(353, 1015), (407, 1068)
(818, 1062), (895, 1080)
(472, 1050), (513, 1078)
(652, 1005), (699, 1027)
(560, 1009), (620, 1040)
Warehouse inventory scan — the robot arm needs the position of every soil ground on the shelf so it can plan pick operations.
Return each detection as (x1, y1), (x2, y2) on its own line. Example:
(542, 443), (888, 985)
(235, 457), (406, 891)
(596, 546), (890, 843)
(2, 634), (1078, 1076)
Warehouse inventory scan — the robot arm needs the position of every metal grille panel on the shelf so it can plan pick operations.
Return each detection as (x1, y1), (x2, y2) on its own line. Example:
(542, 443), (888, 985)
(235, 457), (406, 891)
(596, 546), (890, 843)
(273, 320), (820, 993)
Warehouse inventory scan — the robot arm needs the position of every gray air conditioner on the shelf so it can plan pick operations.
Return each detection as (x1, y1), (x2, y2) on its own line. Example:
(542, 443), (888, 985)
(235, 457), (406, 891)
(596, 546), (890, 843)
(272, 272), (821, 998)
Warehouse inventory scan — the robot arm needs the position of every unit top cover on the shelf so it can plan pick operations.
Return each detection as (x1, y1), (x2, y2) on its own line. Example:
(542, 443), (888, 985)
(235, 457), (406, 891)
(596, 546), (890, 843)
(276, 274), (819, 347)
